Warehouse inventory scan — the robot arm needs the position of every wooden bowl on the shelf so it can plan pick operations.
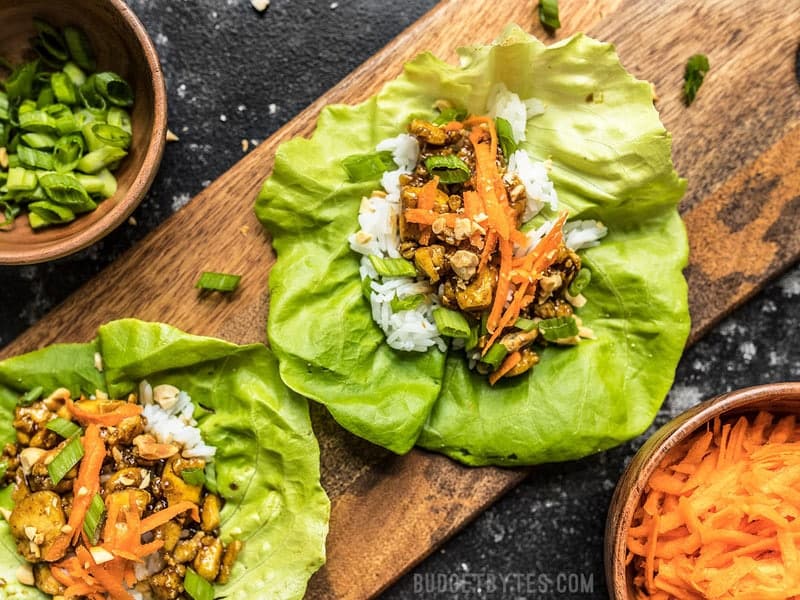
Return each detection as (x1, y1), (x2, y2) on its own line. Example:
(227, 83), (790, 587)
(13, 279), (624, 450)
(0, 0), (166, 264)
(605, 381), (800, 598)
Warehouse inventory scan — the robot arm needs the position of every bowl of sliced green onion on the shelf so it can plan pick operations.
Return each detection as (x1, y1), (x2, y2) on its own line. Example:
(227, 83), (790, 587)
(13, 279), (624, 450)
(0, 0), (166, 264)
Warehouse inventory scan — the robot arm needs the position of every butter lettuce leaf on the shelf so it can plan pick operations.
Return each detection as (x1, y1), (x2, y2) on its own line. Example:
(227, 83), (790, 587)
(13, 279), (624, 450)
(0, 319), (328, 600)
(255, 27), (689, 465)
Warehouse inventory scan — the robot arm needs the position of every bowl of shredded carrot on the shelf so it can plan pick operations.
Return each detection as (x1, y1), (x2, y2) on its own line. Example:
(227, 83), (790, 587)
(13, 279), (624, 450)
(605, 381), (800, 599)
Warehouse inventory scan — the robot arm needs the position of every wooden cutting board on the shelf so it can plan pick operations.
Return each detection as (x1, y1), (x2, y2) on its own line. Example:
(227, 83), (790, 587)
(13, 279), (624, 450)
(3, 0), (799, 597)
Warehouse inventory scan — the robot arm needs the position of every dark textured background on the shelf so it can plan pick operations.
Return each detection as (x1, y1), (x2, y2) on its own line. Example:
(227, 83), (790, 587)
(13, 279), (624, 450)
(1, 1), (798, 598)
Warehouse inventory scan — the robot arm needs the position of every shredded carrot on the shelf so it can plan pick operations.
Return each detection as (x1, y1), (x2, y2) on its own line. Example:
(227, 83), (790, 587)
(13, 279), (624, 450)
(488, 351), (522, 385)
(417, 176), (439, 211)
(628, 411), (800, 599)
(67, 397), (142, 427)
(443, 120), (463, 131)
(68, 423), (106, 543)
(140, 500), (200, 533)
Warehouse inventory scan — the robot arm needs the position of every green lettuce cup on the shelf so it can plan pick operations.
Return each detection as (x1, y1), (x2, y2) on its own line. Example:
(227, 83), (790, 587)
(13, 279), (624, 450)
(255, 26), (690, 466)
(0, 319), (329, 600)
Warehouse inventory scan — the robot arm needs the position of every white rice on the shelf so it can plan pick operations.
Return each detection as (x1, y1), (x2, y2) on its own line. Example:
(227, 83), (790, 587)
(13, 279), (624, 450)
(516, 219), (608, 256)
(506, 150), (558, 219)
(138, 381), (216, 460)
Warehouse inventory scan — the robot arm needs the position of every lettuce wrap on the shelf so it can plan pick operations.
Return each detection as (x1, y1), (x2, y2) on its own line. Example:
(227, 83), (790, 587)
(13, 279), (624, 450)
(0, 319), (329, 600)
(255, 26), (690, 466)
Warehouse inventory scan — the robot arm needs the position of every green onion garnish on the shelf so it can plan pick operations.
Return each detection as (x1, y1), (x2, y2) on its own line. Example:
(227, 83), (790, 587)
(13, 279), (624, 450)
(93, 72), (134, 107)
(465, 322), (479, 351)
(683, 54), (710, 106)
(567, 268), (591, 296)
(76, 146), (127, 174)
(82, 493), (105, 541)
(33, 18), (69, 63)
(481, 343), (509, 369)
(432, 307), (472, 339)
(47, 435), (84, 485)
(180, 468), (206, 486)
(341, 151), (396, 182)
(196, 271), (241, 292)
(6, 167), (38, 192)
(17, 145), (54, 170)
(63, 26), (96, 72)
(390, 294), (425, 313)
(538, 0), (561, 30)
(91, 123), (131, 149)
(368, 255), (417, 278)
(432, 106), (467, 125)
(424, 154), (471, 184)
(184, 567), (215, 600)
(19, 386), (44, 406)
(538, 316), (579, 342)
(361, 276), (373, 301)
(513, 317), (537, 332)
(46, 417), (82, 439)
(53, 134), (86, 172)
(204, 462), (219, 494)
(495, 117), (518, 160)
(39, 173), (96, 213)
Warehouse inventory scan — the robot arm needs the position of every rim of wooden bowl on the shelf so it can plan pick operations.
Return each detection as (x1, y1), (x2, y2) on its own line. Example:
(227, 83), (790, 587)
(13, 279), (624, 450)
(0, 0), (166, 265)
(604, 381), (800, 598)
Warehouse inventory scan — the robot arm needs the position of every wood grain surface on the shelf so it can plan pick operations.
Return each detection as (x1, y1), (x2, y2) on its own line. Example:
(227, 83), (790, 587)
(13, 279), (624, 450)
(2, 0), (799, 598)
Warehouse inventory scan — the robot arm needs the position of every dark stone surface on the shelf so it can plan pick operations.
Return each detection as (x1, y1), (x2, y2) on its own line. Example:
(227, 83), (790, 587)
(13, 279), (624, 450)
(1, 2), (798, 598)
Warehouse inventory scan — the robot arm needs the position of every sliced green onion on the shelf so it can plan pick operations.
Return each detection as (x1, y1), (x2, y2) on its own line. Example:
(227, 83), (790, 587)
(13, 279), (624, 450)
(342, 151), (396, 182)
(62, 61), (87, 87)
(538, 0), (561, 30)
(432, 307), (471, 339)
(196, 271), (241, 292)
(432, 106), (467, 125)
(28, 201), (76, 227)
(538, 316), (579, 341)
(513, 317), (537, 332)
(567, 268), (591, 296)
(184, 567), (215, 600)
(368, 255), (417, 278)
(63, 26), (96, 72)
(93, 72), (134, 107)
(495, 116), (518, 159)
(4, 60), (39, 101)
(361, 276), (373, 301)
(47, 435), (84, 485)
(684, 54), (710, 106)
(34, 18), (69, 63)
(0, 91), (9, 120)
(0, 202), (20, 227)
(6, 167), (39, 192)
(204, 462), (218, 494)
(107, 107), (132, 134)
(76, 146), (127, 173)
(76, 169), (116, 198)
(46, 417), (82, 438)
(180, 468), (206, 486)
(83, 493), (105, 541)
(17, 145), (54, 170)
(390, 293), (425, 312)
(480, 311), (489, 336)
(424, 154), (470, 184)
(465, 322), (479, 351)
(92, 123), (131, 149)
(79, 76), (106, 111)
(21, 132), (57, 149)
(50, 72), (78, 105)
(36, 86), (55, 109)
(18, 110), (56, 134)
(54, 134), (86, 172)
(38, 173), (96, 212)
(19, 386), (44, 406)
(481, 343), (508, 369)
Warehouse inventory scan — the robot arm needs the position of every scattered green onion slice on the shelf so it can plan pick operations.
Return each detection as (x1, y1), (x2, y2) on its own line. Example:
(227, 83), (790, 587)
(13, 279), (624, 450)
(47, 435), (84, 485)
(538, 0), (561, 30)
(4, 60), (38, 100)
(465, 322), (479, 351)
(513, 317), (537, 332)
(107, 107), (132, 134)
(63, 26), (96, 71)
(19, 386), (44, 406)
(495, 116), (518, 159)
(39, 173), (96, 212)
(538, 316), (579, 341)
(50, 72), (78, 104)
(481, 343), (509, 369)
(33, 18), (69, 63)
(203, 462), (219, 494)
(567, 268), (591, 296)
(62, 61), (87, 87)
(21, 132), (57, 149)
(390, 293), (425, 312)
(83, 493), (105, 541)
(18, 110), (56, 133)
(76, 146), (127, 173)
(432, 307), (471, 339)
(432, 106), (467, 125)
(92, 123), (131, 149)
(6, 167), (39, 192)
(94, 72), (134, 107)
(53, 133), (86, 172)
(196, 271), (241, 292)
(683, 54), (710, 106)
(28, 201), (75, 227)
(46, 417), (82, 438)
(184, 567), (215, 600)
(18, 145), (54, 170)
(342, 150), (396, 182)
(424, 154), (470, 184)
(368, 255), (417, 278)
(181, 468), (206, 486)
